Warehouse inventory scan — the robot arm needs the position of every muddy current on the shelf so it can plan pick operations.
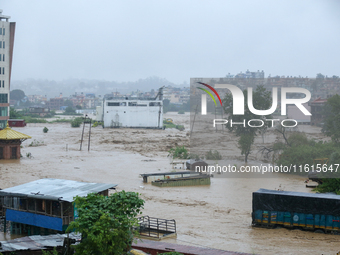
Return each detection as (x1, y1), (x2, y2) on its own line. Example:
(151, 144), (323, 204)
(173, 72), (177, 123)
(0, 112), (339, 255)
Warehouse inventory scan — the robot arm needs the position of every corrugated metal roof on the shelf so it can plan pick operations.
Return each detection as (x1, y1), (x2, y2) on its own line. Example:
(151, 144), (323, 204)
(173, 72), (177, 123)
(0, 233), (81, 252)
(255, 188), (340, 200)
(0, 178), (117, 202)
(0, 124), (31, 140)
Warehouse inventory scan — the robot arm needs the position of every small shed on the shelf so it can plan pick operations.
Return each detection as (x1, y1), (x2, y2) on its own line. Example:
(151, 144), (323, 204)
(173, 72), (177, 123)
(0, 123), (31, 159)
(0, 178), (118, 235)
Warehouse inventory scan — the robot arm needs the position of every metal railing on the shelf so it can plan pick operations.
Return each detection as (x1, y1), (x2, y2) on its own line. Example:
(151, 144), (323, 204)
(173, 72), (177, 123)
(137, 216), (176, 239)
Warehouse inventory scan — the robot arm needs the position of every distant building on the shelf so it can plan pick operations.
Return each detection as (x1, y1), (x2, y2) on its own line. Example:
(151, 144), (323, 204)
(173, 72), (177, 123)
(28, 106), (50, 117)
(0, 10), (16, 129)
(0, 179), (117, 234)
(45, 97), (64, 110)
(310, 97), (328, 126)
(235, 69), (265, 79)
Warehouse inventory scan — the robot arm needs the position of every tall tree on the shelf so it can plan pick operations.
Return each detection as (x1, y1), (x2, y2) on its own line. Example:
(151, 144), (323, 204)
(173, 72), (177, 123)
(223, 85), (273, 162)
(322, 94), (340, 143)
(10, 89), (26, 101)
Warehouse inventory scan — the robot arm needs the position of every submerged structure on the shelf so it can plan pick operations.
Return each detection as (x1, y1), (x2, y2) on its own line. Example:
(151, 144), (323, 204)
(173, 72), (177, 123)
(0, 179), (117, 235)
(252, 189), (340, 234)
(0, 123), (31, 159)
(97, 87), (164, 129)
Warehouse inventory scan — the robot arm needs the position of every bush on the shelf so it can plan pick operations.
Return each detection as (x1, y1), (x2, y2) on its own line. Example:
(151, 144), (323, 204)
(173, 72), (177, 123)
(22, 116), (47, 123)
(43, 127), (48, 133)
(175, 125), (185, 131)
(205, 150), (222, 160)
(168, 146), (189, 159)
(71, 117), (83, 127)
(92, 121), (103, 127)
(51, 118), (73, 123)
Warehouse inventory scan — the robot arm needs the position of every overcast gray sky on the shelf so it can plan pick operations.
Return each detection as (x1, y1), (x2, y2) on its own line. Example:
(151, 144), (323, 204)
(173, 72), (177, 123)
(2, 0), (340, 84)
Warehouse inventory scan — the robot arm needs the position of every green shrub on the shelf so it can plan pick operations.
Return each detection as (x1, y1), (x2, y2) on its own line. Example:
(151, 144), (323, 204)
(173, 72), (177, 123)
(92, 121), (103, 127)
(43, 127), (48, 133)
(51, 118), (73, 123)
(71, 117), (83, 127)
(175, 125), (185, 131)
(22, 116), (47, 123)
(205, 149), (222, 160)
(168, 146), (189, 159)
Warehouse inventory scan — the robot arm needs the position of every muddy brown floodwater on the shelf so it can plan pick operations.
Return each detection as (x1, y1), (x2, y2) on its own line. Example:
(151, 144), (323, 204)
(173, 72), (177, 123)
(0, 112), (339, 255)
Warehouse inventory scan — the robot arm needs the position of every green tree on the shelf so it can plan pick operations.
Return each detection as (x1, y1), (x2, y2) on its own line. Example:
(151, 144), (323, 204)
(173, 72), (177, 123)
(65, 106), (76, 114)
(238, 133), (255, 163)
(67, 191), (144, 255)
(9, 107), (23, 119)
(322, 94), (340, 143)
(63, 100), (74, 107)
(10, 89), (26, 101)
(223, 85), (273, 162)
(76, 105), (82, 110)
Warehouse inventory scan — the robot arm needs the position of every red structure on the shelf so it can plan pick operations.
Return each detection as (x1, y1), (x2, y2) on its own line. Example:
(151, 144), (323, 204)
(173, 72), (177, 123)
(8, 119), (26, 127)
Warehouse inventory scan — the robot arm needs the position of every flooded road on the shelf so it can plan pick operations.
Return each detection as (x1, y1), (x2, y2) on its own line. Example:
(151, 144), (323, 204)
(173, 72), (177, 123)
(0, 112), (339, 255)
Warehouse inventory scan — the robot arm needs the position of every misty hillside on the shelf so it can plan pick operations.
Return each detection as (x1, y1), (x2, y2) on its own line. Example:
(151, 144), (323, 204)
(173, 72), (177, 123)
(11, 76), (188, 98)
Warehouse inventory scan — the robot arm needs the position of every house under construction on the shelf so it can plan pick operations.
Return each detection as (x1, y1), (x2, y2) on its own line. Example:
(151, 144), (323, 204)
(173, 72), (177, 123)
(97, 87), (164, 129)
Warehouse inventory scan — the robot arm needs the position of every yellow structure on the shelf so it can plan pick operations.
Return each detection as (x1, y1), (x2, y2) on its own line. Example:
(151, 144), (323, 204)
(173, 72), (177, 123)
(0, 124), (31, 159)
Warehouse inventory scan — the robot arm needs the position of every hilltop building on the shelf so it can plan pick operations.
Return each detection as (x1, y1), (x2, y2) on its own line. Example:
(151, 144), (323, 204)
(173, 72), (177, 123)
(0, 10), (15, 129)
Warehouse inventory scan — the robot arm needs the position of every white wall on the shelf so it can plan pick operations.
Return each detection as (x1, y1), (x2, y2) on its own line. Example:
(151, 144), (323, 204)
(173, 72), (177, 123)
(103, 100), (163, 128)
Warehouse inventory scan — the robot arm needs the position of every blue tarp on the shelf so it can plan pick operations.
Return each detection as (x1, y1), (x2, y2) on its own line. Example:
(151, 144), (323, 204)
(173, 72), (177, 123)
(6, 209), (63, 231)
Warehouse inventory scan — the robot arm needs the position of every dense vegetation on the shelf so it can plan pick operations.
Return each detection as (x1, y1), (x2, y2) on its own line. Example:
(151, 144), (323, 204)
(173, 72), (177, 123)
(67, 191), (144, 255)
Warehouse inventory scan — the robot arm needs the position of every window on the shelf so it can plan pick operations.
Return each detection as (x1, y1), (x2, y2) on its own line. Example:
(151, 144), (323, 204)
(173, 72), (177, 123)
(2, 54), (4, 61)
(3, 28), (5, 36)
(0, 68), (1, 74)
(11, 147), (17, 159)
(149, 102), (161, 106)
(0, 54), (1, 61)
(0, 107), (7, 116)
(0, 94), (8, 103)
(2, 68), (3, 75)
(0, 120), (6, 129)
(2, 81), (4, 88)
(0, 28), (2, 35)
(0, 42), (1, 48)
(108, 102), (120, 106)
(3, 42), (4, 48)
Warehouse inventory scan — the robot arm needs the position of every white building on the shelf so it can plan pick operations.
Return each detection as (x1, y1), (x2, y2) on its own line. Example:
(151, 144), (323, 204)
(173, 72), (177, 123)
(98, 88), (164, 129)
(0, 10), (15, 129)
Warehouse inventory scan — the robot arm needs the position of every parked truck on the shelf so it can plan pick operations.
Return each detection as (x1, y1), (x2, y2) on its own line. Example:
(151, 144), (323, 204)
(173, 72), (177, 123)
(252, 189), (340, 234)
